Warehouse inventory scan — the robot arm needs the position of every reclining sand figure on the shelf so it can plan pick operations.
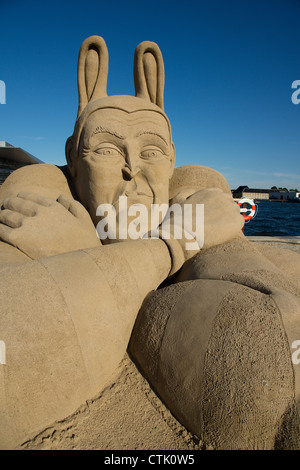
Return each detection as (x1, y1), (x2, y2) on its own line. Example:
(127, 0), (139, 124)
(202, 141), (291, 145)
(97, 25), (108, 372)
(0, 36), (300, 450)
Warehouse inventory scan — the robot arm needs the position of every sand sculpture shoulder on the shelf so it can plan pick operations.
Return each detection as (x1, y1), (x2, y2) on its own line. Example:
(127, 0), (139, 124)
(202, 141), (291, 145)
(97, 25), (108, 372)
(0, 163), (73, 202)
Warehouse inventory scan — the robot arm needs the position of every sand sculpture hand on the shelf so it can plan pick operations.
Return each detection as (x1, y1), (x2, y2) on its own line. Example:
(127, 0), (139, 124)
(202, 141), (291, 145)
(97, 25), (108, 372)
(168, 187), (244, 255)
(193, 188), (244, 248)
(149, 186), (243, 276)
(0, 192), (101, 259)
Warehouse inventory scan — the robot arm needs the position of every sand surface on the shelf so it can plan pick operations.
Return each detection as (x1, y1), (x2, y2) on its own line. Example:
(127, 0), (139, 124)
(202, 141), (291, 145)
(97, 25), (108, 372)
(20, 354), (202, 450)
(19, 237), (300, 450)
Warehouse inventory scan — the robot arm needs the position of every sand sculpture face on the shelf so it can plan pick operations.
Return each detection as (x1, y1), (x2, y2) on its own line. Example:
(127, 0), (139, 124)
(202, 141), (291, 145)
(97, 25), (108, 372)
(66, 37), (175, 234)
(72, 101), (175, 228)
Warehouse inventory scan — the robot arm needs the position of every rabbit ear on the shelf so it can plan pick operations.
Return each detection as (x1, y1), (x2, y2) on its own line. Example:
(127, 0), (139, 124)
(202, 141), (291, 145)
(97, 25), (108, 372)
(134, 41), (165, 110)
(77, 35), (109, 118)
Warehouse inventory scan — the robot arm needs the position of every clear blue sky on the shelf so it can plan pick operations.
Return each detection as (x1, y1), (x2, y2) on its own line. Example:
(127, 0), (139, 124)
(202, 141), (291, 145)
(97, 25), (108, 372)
(1, 0), (300, 190)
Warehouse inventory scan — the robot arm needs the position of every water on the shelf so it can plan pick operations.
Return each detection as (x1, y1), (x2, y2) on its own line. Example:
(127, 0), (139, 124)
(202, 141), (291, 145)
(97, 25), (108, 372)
(243, 200), (300, 237)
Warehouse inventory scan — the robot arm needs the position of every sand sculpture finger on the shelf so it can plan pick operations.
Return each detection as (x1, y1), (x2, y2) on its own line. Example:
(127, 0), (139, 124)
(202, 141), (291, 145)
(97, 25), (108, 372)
(0, 209), (24, 228)
(2, 196), (38, 217)
(57, 194), (90, 219)
(0, 222), (18, 247)
(17, 191), (56, 207)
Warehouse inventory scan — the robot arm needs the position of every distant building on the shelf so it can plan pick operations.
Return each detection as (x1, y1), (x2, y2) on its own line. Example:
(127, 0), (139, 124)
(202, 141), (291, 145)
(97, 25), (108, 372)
(269, 189), (299, 201)
(232, 185), (300, 201)
(0, 141), (43, 187)
(232, 186), (249, 199)
(242, 188), (270, 200)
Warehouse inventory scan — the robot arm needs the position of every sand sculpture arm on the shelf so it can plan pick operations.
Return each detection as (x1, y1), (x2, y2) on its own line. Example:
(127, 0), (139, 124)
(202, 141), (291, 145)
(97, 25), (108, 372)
(0, 164), (175, 448)
(0, 236), (174, 449)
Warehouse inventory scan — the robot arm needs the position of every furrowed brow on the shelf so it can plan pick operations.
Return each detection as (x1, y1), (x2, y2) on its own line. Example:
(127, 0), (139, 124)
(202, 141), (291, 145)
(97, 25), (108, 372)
(93, 126), (125, 139)
(135, 130), (169, 146)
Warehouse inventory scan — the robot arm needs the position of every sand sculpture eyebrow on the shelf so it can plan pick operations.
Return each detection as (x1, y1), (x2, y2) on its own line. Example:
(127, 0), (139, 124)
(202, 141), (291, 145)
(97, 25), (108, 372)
(135, 130), (168, 146)
(93, 126), (126, 139)
(93, 126), (169, 146)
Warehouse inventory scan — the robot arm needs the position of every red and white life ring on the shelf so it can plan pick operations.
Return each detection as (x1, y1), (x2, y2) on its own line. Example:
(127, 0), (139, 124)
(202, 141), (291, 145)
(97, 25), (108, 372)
(237, 198), (257, 221)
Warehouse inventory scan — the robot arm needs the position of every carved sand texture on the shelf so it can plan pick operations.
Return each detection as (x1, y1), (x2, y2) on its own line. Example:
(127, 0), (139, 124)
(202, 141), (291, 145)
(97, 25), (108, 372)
(202, 285), (299, 450)
(19, 355), (202, 451)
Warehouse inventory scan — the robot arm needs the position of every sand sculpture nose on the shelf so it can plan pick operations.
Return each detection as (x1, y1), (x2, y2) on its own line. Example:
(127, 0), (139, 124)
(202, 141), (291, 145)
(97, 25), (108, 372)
(122, 166), (135, 180)
(122, 160), (140, 180)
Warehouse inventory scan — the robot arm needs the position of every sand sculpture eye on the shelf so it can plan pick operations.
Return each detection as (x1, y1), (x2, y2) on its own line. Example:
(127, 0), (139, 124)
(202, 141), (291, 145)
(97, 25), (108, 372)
(94, 146), (122, 157)
(140, 148), (164, 160)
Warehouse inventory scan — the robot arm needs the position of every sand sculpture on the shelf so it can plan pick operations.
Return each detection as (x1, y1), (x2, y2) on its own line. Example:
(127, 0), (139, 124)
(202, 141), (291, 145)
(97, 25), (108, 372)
(0, 36), (300, 450)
